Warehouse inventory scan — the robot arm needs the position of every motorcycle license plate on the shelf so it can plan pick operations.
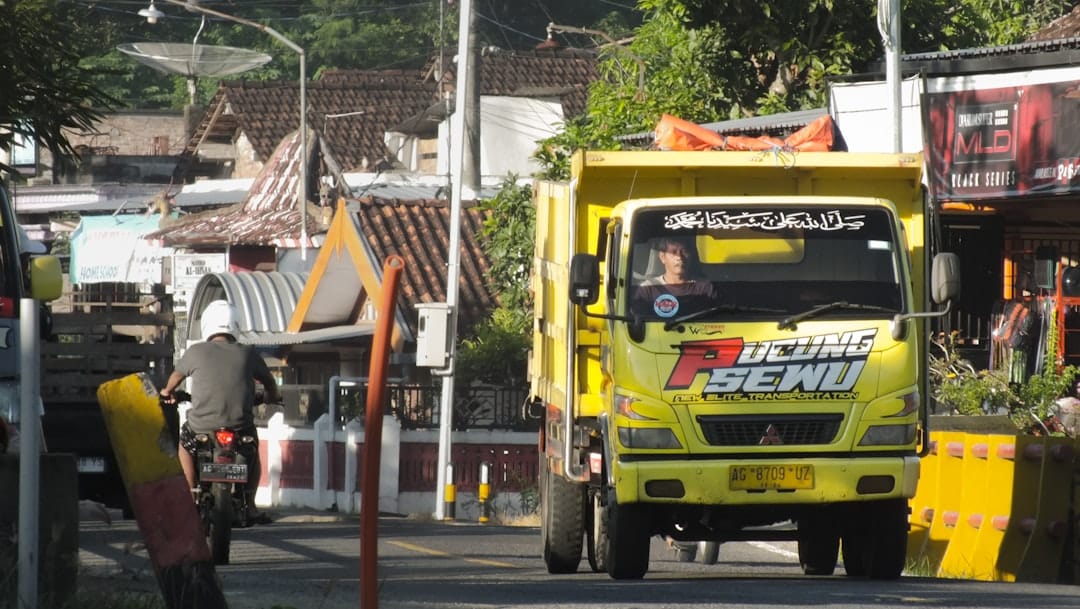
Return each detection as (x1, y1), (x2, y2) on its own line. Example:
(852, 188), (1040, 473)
(200, 462), (247, 483)
(729, 464), (814, 490)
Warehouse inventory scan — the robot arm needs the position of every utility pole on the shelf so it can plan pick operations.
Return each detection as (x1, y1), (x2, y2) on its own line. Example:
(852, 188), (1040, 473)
(879, 0), (903, 153)
(434, 0), (473, 521)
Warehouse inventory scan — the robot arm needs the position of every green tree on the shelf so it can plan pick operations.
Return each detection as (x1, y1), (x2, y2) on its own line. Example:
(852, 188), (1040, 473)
(532, 0), (1074, 177)
(0, 0), (118, 176)
(455, 175), (535, 386)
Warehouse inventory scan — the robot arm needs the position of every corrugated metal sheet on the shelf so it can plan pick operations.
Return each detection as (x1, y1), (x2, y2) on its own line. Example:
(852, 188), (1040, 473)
(187, 271), (308, 344)
(186, 270), (374, 346)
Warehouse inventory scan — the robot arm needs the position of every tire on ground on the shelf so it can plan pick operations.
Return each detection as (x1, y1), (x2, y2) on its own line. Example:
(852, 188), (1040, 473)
(798, 513), (839, 576)
(541, 464), (584, 574)
(605, 494), (650, 580)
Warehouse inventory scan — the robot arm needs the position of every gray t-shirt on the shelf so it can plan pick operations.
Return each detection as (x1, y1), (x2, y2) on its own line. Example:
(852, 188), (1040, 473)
(176, 340), (275, 432)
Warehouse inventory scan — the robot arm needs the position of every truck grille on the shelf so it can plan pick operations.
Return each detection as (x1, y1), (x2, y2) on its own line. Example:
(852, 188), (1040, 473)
(696, 414), (843, 446)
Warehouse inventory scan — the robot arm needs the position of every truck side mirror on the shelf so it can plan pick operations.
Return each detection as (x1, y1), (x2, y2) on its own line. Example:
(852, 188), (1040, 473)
(569, 253), (600, 306)
(930, 252), (961, 305)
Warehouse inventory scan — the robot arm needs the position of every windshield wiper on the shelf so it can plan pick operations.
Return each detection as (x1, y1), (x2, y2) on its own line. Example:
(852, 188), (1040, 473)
(664, 303), (785, 330)
(778, 301), (896, 331)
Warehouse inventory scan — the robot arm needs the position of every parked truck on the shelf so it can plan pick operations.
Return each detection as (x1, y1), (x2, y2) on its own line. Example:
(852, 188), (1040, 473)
(0, 186), (62, 437)
(528, 149), (960, 580)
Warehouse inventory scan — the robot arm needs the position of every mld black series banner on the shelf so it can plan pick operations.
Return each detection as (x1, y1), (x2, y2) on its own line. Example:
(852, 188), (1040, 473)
(924, 71), (1080, 202)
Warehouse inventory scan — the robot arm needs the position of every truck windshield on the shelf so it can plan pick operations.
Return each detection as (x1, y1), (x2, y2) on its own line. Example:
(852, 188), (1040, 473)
(626, 205), (903, 322)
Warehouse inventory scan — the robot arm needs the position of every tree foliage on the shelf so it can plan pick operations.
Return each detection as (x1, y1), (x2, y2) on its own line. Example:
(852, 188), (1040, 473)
(455, 175), (534, 386)
(529, 0), (1075, 176)
(0, 0), (118, 177)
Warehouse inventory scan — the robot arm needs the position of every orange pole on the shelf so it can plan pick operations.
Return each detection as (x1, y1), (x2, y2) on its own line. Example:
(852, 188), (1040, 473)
(361, 255), (404, 609)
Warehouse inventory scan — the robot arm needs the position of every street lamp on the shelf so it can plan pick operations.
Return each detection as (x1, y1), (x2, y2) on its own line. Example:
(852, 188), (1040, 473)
(141, 0), (309, 259)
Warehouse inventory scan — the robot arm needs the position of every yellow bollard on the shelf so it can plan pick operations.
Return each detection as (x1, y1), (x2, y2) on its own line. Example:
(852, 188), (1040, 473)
(478, 462), (492, 524)
(444, 463), (456, 521)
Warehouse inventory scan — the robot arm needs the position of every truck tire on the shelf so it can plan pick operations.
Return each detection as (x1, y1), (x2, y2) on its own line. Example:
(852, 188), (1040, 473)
(841, 499), (908, 579)
(585, 490), (609, 573)
(699, 541), (720, 565)
(541, 464), (584, 574)
(841, 534), (868, 577)
(798, 513), (838, 576)
(866, 499), (908, 579)
(605, 494), (650, 580)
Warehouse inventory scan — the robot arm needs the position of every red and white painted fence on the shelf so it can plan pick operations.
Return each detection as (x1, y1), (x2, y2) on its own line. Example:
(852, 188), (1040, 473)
(251, 412), (540, 520)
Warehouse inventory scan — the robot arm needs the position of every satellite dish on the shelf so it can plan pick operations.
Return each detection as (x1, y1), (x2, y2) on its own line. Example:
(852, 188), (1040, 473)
(119, 41), (272, 106)
(118, 42), (272, 78)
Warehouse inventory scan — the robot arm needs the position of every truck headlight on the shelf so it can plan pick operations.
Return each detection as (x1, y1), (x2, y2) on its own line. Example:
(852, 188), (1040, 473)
(618, 426), (682, 449)
(858, 423), (915, 446)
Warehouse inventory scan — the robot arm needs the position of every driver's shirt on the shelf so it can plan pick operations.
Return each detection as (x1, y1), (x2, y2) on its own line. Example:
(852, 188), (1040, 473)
(633, 276), (719, 315)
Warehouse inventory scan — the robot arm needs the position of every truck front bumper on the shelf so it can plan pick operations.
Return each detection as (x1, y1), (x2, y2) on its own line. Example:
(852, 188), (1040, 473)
(613, 454), (920, 505)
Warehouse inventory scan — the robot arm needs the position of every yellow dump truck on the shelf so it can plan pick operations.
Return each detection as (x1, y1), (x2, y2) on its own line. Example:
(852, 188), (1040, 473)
(528, 150), (960, 580)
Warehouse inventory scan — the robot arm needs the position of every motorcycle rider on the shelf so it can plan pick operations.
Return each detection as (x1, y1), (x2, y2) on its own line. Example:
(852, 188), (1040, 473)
(160, 299), (280, 523)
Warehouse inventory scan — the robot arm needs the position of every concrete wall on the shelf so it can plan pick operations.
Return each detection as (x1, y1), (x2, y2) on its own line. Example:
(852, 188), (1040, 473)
(252, 413), (539, 522)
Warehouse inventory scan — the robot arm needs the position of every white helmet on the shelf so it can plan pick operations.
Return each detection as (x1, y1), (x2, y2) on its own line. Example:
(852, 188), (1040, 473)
(200, 300), (239, 341)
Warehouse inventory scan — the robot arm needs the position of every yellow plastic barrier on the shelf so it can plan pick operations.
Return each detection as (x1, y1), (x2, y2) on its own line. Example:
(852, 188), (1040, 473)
(906, 435), (939, 567)
(919, 431), (966, 573)
(992, 434), (1044, 581)
(938, 434), (992, 579)
(967, 434), (1018, 580)
(1013, 437), (1074, 583)
(910, 430), (1078, 584)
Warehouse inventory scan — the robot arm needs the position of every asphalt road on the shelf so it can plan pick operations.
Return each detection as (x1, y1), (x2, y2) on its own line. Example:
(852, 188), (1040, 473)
(78, 511), (1080, 609)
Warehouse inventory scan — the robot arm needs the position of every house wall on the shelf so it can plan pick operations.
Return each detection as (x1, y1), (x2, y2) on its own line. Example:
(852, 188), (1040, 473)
(435, 96), (563, 181)
(828, 76), (926, 154)
(233, 132), (264, 179)
(12, 111), (188, 185)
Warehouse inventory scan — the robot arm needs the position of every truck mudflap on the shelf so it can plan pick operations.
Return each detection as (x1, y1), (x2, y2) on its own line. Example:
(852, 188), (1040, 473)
(613, 455), (919, 505)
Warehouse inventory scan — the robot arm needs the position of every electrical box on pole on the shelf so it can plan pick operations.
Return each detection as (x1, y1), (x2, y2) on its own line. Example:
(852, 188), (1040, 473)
(415, 302), (452, 368)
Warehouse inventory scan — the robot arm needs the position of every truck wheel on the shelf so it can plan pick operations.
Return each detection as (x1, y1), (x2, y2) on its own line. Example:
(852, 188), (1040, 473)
(866, 499), (908, 580)
(841, 499), (908, 579)
(798, 514), (838, 576)
(541, 464), (584, 574)
(585, 490), (608, 573)
(841, 533), (868, 576)
(699, 541), (720, 565)
(605, 494), (650, 580)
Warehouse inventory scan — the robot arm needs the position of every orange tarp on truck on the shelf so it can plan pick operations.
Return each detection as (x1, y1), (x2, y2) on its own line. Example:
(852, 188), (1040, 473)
(654, 113), (835, 152)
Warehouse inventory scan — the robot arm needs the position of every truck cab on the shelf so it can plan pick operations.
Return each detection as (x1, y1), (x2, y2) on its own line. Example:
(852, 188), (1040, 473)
(535, 151), (960, 580)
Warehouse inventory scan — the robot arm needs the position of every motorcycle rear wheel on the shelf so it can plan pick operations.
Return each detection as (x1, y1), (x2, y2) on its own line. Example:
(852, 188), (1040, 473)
(209, 482), (234, 565)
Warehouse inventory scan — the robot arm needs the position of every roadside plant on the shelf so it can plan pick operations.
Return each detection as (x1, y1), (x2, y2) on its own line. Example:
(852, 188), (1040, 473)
(928, 330), (1079, 435)
(928, 331), (1011, 415)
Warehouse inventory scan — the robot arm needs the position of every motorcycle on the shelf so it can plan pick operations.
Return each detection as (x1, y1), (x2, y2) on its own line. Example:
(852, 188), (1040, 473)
(162, 390), (257, 565)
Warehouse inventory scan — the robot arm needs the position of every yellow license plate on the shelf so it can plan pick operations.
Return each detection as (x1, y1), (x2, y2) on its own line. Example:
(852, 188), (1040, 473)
(729, 464), (814, 490)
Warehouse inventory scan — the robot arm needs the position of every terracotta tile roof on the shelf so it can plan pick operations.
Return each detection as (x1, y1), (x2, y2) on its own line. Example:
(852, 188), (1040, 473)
(1029, 5), (1080, 41)
(187, 72), (437, 172)
(422, 47), (599, 117)
(148, 130), (318, 248)
(351, 195), (496, 338)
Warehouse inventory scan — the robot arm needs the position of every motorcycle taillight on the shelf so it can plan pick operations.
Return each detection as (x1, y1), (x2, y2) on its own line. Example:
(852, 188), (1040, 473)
(215, 429), (236, 449)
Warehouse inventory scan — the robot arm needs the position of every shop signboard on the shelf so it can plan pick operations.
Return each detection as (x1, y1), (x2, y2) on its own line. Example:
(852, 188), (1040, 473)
(924, 67), (1080, 202)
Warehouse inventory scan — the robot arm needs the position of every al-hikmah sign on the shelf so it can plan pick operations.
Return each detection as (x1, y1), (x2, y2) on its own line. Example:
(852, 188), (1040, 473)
(924, 67), (1080, 202)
